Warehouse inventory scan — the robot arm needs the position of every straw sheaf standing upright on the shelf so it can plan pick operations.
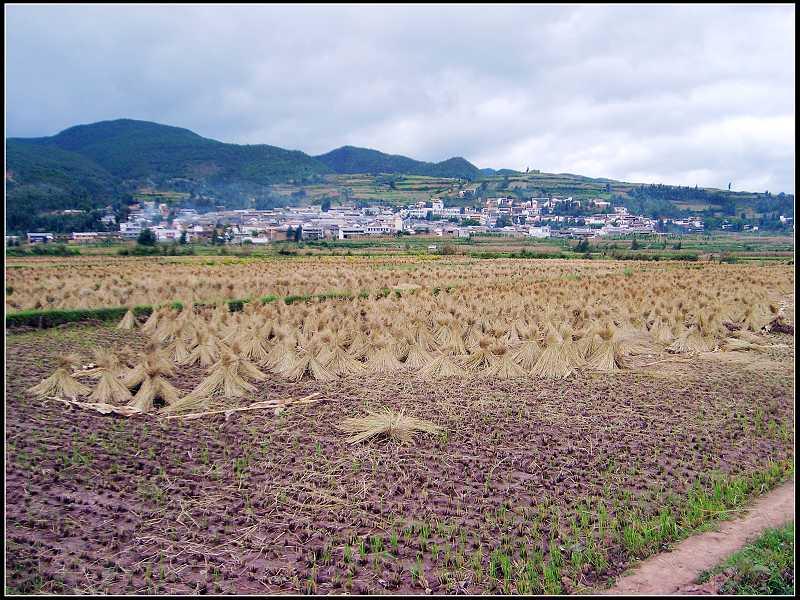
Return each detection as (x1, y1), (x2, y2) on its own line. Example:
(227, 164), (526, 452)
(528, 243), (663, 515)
(483, 343), (526, 379)
(140, 307), (163, 335)
(586, 324), (627, 371)
(667, 311), (720, 354)
(418, 352), (467, 380)
(128, 364), (181, 413)
(116, 309), (137, 330)
(183, 330), (220, 367)
(321, 344), (366, 376)
(365, 339), (404, 373)
(530, 332), (574, 379)
(281, 347), (337, 382)
(183, 348), (266, 402)
(403, 341), (434, 370)
(463, 337), (495, 372)
(27, 354), (90, 399)
(511, 338), (542, 371)
(89, 352), (134, 404)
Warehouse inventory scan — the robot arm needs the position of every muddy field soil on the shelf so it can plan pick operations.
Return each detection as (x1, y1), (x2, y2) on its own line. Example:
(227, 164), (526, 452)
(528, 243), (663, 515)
(5, 325), (795, 594)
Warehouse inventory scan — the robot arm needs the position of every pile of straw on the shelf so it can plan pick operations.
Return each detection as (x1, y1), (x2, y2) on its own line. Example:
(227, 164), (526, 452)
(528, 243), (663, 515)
(27, 354), (90, 399)
(337, 408), (443, 444)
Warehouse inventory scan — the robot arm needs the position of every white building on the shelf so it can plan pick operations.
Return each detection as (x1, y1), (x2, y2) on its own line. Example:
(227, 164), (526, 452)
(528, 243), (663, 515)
(301, 226), (325, 240)
(528, 226), (551, 238)
(338, 226), (365, 240)
(366, 223), (394, 235)
(153, 228), (182, 242)
(27, 232), (55, 244)
(71, 232), (100, 243)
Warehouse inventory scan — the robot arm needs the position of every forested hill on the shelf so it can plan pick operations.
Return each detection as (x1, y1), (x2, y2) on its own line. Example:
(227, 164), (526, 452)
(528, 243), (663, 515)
(9, 119), (331, 185)
(314, 146), (482, 179)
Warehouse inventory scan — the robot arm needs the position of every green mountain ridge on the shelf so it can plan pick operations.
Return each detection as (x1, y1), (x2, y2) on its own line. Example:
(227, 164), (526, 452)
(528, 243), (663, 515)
(314, 145), (482, 179)
(12, 119), (331, 185)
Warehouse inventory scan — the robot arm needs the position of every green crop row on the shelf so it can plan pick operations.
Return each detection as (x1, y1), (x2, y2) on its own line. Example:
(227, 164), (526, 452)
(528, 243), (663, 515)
(6, 287), (410, 329)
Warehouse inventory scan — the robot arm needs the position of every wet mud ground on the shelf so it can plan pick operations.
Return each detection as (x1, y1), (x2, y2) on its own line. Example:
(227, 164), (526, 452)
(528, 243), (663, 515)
(5, 324), (795, 594)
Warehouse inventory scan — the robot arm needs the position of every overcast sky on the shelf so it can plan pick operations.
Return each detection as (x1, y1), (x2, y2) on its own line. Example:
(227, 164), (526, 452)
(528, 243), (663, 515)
(5, 4), (796, 193)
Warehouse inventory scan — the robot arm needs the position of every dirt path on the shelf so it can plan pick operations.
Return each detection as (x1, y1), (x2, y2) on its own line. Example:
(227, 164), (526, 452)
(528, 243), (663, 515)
(607, 480), (795, 595)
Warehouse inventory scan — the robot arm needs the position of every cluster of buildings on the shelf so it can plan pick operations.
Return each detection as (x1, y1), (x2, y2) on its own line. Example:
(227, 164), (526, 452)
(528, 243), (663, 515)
(15, 196), (715, 245)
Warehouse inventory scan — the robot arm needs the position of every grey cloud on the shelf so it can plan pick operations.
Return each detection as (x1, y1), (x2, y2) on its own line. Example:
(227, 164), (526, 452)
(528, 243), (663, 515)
(5, 4), (795, 192)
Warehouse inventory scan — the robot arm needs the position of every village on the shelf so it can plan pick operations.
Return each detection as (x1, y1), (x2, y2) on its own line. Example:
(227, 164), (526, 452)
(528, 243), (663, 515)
(17, 195), (712, 246)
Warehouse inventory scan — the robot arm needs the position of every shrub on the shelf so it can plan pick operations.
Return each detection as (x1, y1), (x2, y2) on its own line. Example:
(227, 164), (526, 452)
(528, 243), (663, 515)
(137, 228), (157, 246)
(226, 299), (246, 312)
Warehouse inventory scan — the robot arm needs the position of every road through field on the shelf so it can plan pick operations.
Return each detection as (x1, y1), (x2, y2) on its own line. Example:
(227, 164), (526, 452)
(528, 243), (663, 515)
(607, 480), (795, 595)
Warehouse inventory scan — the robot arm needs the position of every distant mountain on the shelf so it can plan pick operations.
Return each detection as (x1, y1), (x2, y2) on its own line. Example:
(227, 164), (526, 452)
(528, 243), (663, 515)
(12, 119), (331, 185)
(315, 145), (482, 180)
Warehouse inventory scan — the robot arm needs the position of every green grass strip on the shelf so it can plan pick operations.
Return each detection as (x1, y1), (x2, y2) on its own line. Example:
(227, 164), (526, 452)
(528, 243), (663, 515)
(696, 522), (794, 595)
(6, 286), (430, 329)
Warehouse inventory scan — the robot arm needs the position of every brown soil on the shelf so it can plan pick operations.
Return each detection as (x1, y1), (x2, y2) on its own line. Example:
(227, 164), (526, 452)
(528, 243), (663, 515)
(607, 480), (795, 595)
(4, 325), (795, 594)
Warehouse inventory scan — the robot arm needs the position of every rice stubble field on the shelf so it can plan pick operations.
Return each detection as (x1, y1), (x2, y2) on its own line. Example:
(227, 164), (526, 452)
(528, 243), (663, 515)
(5, 257), (795, 595)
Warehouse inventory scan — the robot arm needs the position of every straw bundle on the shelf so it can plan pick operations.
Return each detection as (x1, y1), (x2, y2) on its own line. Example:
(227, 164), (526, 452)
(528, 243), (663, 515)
(89, 364), (133, 404)
(587, 324), (626, 371)
(185, 352), (260, 401)
(558, 324), (586, 368)
(267, 337), (299, 373)
(418, 352), (467, 380)
(402, 343), (431, 370)
(511, 339), (542, 371)
(483, 344), (526, 379)
(128, 365), (181, 412)
(742, 304), (773, 332)
(183, 332), (220, 367)
(574, 328), (601, 360)
(530, 333), (574, 379)
(154, 313), (181, 344)
(464, 337), (494, 371)
(440, 326), (467, 355)
(720, 337), (766, 353)
(366, 340), (404, 373)
(170, 337), (191, 364)
(237, 327), (272, 364)
(336, 408), (442, 444)
(123, 347), (175, 389)
(27, 354), (90, 399)
(76, 349), (125, 379)
(281, 350), (336, 382)
(391, 336), (411, 361)
(140, 308), (162, 335)
(116, 309), (137, 330)
(649, 316), (674, 345)
(667, 312), (718, 353)
(321, 345), (365, 376)
(414, 326), (438, 352)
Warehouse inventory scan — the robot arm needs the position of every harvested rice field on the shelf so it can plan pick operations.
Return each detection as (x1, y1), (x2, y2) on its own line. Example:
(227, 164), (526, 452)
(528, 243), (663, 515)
(5, 255), (794, 313)
(5, 257), (796, 594)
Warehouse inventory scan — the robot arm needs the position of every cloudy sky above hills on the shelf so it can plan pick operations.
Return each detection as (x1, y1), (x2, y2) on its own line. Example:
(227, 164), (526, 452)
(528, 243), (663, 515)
(6, 4), (795, 192)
